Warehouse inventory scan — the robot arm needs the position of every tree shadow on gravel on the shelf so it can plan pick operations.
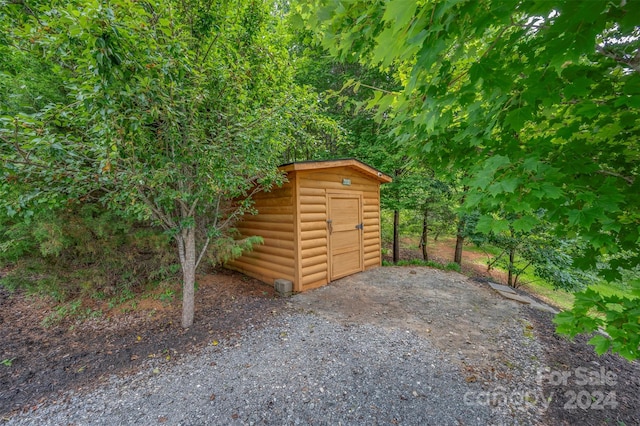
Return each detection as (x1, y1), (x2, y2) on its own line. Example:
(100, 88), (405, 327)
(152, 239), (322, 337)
(0, 270), (284, 417)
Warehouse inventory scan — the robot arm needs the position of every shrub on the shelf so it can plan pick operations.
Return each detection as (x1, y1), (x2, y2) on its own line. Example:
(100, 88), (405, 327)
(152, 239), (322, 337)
(0, 204), (177, 302)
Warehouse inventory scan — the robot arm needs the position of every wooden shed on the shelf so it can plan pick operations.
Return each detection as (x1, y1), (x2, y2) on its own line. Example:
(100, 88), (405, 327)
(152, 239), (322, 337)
(227, 159), (392, 292)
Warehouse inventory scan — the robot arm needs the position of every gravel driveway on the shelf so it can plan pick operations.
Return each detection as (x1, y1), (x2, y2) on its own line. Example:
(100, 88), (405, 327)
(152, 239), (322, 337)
(4, 267), (546, 425)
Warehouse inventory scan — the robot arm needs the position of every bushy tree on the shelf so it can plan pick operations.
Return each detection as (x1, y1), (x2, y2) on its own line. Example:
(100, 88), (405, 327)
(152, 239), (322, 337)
(471, 215), (597, 289)
(1, 0), (326, 327)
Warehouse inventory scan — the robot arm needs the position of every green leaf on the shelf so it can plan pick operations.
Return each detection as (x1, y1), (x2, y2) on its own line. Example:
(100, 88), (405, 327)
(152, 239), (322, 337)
(563, 77), (593, 99)
(576, 101), (599, 119)
(588, 334), (611, 356)
(522, 157), (539, 172)
(69, 25), (83, 37)
(511, 215), (538, 232)
(504, 106), (534, 130)
(372, 27), (397, 66)
(382, 0), (418, 30)
(475, 215), (509, 234)
(487, 182), (502, 196)
(475, 215), (494, 234)
(484, 155), (511, 171)
(500, 177), (520, 193)
(540, 183), (563, 199)
(468, 169), (493, 189)
(553, 311), (578, 336)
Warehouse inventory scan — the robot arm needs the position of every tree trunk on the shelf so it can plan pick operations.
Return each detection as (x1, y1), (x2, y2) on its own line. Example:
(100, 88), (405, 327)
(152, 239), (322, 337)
(393, 209), (400, 264)
(177, 227), (196, 328)
(420, 208), (429, 261)
(454, 217), (465, 265)
(508, 246), (515, 287)
(454, 187), (469, 266)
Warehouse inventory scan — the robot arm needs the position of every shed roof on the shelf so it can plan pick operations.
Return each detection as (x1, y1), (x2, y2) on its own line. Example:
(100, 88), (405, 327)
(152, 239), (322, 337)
(279, 158), (393, 183)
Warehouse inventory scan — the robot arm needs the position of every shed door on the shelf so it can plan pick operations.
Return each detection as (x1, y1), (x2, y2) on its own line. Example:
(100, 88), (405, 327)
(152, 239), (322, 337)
(327, 193), (364, 280)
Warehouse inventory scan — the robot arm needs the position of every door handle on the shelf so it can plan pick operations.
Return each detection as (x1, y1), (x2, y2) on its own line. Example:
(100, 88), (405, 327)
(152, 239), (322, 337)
(327, 219), (333, 235)
(355, 223), (363, 230)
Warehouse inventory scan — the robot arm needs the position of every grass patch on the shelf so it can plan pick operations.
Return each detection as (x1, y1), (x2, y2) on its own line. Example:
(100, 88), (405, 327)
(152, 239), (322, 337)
(445, 262), (461, 272)
(383, 258), (461, 273)
(40, 299), (104, 327)
(464, 242), (503, 258)
(491, 257), (637, 311)
(588, 280), (637, 300)
(384, 259), (441, 268)
(520, 280), (575, 311)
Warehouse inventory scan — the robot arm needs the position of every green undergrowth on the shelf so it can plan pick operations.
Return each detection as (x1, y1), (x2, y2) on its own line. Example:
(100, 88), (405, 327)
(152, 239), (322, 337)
(466, 243), (638, 312)
(0, 204), (180, 324)
(383, 258), (461, 272)
(461, 249), (577, 310)
(520, 279), (575, 311)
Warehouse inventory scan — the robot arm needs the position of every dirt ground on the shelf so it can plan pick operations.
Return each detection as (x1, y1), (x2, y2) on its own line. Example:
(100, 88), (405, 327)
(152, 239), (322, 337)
(527, 307), (640, 426)
(0, 270), (284, 418)
(1, 242), (639, 425)
(384, 239), (640, 425)
(295, 266), (521, 367)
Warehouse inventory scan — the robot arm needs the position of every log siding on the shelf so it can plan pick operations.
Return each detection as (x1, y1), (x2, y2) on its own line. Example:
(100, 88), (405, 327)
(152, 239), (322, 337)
(227, 159), (391, 292)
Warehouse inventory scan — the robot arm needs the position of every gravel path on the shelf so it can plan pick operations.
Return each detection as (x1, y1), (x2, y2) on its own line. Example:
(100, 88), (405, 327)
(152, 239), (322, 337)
(4, 268), (547, 425)
(2, 268), (548, 425)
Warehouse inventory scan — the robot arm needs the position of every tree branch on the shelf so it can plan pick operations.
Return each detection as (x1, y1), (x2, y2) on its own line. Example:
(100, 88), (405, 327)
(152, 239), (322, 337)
(9, 0), (44, 26)
(187, 198), (199, 218)
(356, 82), (400, 95)
(513, 259), (533, 287)
(200, 32), (222, 67)
(486, 249), (506, 271)
(597, 169), (635, 185)
(596, 45), (640, 74)
(194, 235), (210, 270)
(136, 187), (177, 230)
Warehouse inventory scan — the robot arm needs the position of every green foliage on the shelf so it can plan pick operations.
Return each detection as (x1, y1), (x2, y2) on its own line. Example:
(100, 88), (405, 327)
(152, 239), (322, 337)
(298, 0), (640, 360)
(297, 0), (640, 276)
(554, 283), (640, 361)
(382, 257), (460, 272)
(149, 263), (181, 285)
(522, 238), (597, 292)
(41, 300), (82, 327)
(156, 288), (176, 304)
(0, 204), (176, 302)
(206, 233), (264, 266)
(419, 179), (458, 239)
(470, 216), (597, 290)
(0, 0), (335, 327)
(290, 33), (400, 163)
(380, 167), (459, 263)
(107, 287), (136, 310)
(41, 300), (104, 327)
(445, 262), (461, 272)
